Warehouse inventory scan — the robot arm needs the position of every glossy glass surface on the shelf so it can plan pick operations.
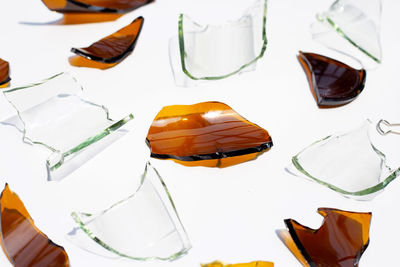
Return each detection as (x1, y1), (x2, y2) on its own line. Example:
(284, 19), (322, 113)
(279, 208), (371, 267)
(0, 58), (10, 88)
(41, 0), (153, 13)
(146, 101), (273, 167)
(298, 51), (366, 108)
(70, 17), (144, 69)
(202, 260), (274, 267)
(0, 184), (69, 266)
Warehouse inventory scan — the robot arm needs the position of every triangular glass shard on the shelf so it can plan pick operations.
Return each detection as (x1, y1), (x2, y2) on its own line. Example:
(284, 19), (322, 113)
(0, 58), (10, 88)
(0, 184), (70, 266)
(202, 261), (274, 267)
(290, 120), (400, 200)
(68, 162), (191, 261)
(311, 0), (382, 69)
(298, 51), (366, 108)
(277, 208), (371, 267)
(146, 101), (273, 167)
(169, 0), (267, 86)
(69, 17), (144, 69)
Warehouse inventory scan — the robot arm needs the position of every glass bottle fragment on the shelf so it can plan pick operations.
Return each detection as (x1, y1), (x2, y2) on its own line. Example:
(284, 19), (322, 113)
(202, 260), (274, 267)
(0, 58), (10, 88)
(146, 101), (273, 167)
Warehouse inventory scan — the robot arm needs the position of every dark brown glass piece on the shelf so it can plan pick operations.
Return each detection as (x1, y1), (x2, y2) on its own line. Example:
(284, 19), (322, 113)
(0, 184), (69, 266)
(41, 0), (153, 13)
(298, 51), (366, 108)
(279, 208), (371, 267)
(0, 58), (10, 88)
(202, 260), (274, 267)
(69, 16), (144, 69)
(146, 101), (273, 167)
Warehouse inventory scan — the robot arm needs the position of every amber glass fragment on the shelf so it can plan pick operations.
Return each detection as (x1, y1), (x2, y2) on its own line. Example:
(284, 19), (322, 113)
(279, 208), (371, 267)
(298, 51), (366, 108)
(69, 16), (144, 69)
(0, 184), (69, 266)
(0, 58), (10, 88)
(42, 0), (153, 13)
(146, 101), (273, 167)
(202, 260), (274, 267)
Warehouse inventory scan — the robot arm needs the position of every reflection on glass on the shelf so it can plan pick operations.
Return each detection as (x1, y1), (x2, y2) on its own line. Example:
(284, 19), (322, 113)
(311, 0), (382, 69)
(169, 0), (267, 86)
(0, 58), (10, 88)
(69, 162), (191, 261)
(69, 17), (144, 69)
(298, 51), (366, 108)
(0, 184), (69, 266)
(146, 101), (273, 167)
(2, 73), (133, 180)
(290, 120), (400, 200)
(202, 260), (274, 267)
(277, 208), (371, 267)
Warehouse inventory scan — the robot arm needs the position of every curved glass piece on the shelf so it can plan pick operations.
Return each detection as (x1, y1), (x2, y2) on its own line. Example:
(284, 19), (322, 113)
(2, 73), (133, 180)
(278, 208), (371, 267)
(169, 0), (267, 86)
(0, 58), (10, 88)
(202, 260), (274, 267)
(377, 120), (400, 136)
(311, 0), (382, 69)
(146, 101), (273, 167)
(298, 51), (366, 108)
(291, 121), (400, 200)
(0, 184), (69, 266)
(69, 161), (191, 261)
(69, 17), (144, 69)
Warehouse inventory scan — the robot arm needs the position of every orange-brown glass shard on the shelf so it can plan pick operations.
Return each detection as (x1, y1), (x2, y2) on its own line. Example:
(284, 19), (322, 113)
(69, 16), (144, 69)
(146, 101), (273, 167)
(0, 184), (69, 266)
(279, 208), (371, 267)
(298, 51), (366, 108)
(201, 260), (274, 267)
(0, 58), (10, 88)
(41, 0), (153, 13)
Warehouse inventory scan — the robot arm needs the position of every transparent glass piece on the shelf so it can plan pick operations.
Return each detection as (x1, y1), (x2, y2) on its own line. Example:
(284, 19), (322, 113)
(202, 260), (274, 267)
(311, 0), (382, 69)
(2, 73), (133, 181)
(277, 208), (371, 267)
(0, 58), (10, 88)
(377, 120), (400, 136)
(69, 16), (144, 69)
(0, 184), (70, 266)
(169, 0), (267, 86)
(290, 120), (400, 200)
(69, 161), (191, 261)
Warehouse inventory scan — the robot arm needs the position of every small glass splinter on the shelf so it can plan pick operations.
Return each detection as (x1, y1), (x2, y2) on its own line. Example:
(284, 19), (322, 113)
(202, 260), (274, 267)
(278, 208), (371, 267)
(0, 184), (70, 266)
(298, 51), (366, 108)
(146, 101), (273, 167)
(69, 17), (144, 69)
(0, 58), (10, 88)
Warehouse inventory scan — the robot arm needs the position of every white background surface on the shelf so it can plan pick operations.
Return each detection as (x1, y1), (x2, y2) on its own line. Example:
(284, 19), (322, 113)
(1, 0), (400, 266)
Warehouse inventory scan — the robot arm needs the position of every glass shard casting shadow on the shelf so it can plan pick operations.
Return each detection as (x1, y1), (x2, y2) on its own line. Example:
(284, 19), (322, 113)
(311, 0), (382, 69)
(69, 16), (144, 69)
(0, 184), (69, 266)
(0, 58), (10, 88)
(2, 73), (133, 181)
(277, 208), (371, 267)
(69, 162), (191, 261)
(202, 260), (274, 267)
(169, 0), (267, 86)
(290, 120), (400, 200)
(146, 101), (273, 168)
(298, 51), (366, 108)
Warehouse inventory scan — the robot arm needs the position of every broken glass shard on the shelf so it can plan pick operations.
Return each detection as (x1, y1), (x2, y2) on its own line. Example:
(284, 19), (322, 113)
(202, 260), (274, 267)
(146, 101), (273, 167)
(69, 161), (191, 261)
(0, 184), (69, 266)
(277, 208), (371, 267)
(377, 120), (400, 136)
(169, 0), (267, 86)
(69, 17), (144, 69)
(0, 58), (10, 88)
(2, 73), (133, 181)
(290, 120), (400, 200)
(311, 0), (382, 69)
(298, 51), (366, 108)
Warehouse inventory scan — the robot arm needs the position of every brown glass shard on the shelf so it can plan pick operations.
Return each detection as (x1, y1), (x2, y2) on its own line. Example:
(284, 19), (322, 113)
(202, 260), (274, 267)
(41, 0), (153, 13)
(0, 184), (69, 266)
(298, 51), (366, 108)
(0, 58), (10, 88)
(146, 101), (273, 167)
(278, 208), (371, 267)
(69, 16), (144, 69)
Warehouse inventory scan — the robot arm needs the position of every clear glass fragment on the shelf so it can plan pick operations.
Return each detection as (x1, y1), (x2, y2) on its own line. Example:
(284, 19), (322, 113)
(377, 120), (400, 136)
(290, 120), (400, 200)
(169, 0), (267, 86)
(0, 58), (10, 88)
(311, 0), (382, 69)
(69, 161), (191, 261)
(202, 260), (274, 267)
(2, 73), (133, 181)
